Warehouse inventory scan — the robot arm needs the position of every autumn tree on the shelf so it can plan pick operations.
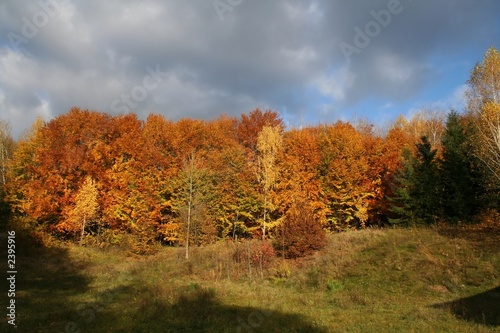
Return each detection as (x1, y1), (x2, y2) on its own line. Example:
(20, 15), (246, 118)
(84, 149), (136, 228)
(7, 117), (46, 220)
(13, 109), (115, 231)
(100, 114), (152, 232)
(184, 153), (196, 259)
(317, 122), (376, 230)
(408, 109), (446, 149)
(256, 125), (283, 239)
(275, 128), (325, 224)
(236, 110), (285, 239)
(389, 110), (445, 158)
(467, 47), (500, 184)
(467, 47), (500, 108)
(210, 145), (260, 240)
(237, 109), (283, 151)
(171, 152), (215, 259)
(0, 121), (14, 185)
(200, 116), (261, 240)
(271, 127), (329, 260)
(143, 114), (181, 245)
(69, 176), (99, 244)
(7, 109), (156, 242)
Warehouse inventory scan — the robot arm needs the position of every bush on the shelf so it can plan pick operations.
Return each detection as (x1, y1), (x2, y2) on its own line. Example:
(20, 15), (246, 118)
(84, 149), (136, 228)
(273, 260), (292, 279)
(249, 239), (275, 269)
(275, 200), (326, 259)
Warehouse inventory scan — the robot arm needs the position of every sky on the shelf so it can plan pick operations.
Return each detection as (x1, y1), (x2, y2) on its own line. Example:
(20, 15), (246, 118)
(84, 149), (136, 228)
(0, 0), (499, 138)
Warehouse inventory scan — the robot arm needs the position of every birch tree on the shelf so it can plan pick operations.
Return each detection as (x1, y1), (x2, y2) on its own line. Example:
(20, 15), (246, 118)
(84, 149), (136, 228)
(173, 152), (213, 259)
(185, 153), (195, 259)
(467, 47), (500, 183)
(256, 126), (282, 239)
(0, 120), (14, 186)
(73, 176), (99, 245)
(0, 120), (14, 219)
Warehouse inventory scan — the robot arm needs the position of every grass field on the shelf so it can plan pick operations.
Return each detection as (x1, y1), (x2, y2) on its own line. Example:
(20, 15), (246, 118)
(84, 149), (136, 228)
(1, 223), (499, 332)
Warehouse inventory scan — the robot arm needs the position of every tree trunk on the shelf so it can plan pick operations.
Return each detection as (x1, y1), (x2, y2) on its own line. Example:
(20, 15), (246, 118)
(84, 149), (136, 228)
(282, 219), (285, 260)
(0, 142), (5, 185)
(232, 211), (239, 241)
(80, 214), (86, 246)
(185, 157), (194, 260)
(262, 192), (267, 240)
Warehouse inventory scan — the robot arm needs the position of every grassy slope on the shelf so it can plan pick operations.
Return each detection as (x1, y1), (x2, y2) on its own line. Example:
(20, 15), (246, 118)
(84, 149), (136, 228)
(1, 224), (499, 332)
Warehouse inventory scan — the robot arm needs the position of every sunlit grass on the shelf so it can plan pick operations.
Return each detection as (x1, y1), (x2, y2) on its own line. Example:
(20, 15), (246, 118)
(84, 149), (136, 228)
(2, 223), (498, 332)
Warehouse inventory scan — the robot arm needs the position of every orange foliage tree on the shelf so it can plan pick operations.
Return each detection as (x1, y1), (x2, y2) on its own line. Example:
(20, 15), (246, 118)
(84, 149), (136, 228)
(317, 122), (378, 230)
(274, 128), (326, 228)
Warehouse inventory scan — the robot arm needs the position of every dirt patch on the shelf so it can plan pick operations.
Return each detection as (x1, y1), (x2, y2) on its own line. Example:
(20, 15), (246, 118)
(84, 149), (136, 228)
(429, 284), (449, 293)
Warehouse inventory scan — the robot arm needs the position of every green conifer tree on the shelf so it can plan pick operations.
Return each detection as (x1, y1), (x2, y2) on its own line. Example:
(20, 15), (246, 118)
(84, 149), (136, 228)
(389, 137), (441, 224)
(440, 111), (483, 221)
(388, 149), (417, 225)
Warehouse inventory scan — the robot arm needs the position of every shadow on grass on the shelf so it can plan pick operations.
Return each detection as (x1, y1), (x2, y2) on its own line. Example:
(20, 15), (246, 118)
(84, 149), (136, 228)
(435, 222), (500, 252)
(1, 229), (327, 332)
(86, 285), (328, 333)
(432, 287), (500, 327)
(0, 230), (92, 332)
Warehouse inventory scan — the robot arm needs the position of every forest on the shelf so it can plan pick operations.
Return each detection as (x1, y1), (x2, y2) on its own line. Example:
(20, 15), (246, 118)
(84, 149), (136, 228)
(0, 48), (499, 259)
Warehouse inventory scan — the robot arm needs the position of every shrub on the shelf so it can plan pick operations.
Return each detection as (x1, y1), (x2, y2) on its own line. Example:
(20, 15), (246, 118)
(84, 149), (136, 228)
(275, 200), (326, 258)
(250, 239), (275, 269)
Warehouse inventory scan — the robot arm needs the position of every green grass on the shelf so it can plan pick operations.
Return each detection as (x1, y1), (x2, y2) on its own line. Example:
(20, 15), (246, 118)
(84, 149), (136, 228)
(1, 223), (499, 332)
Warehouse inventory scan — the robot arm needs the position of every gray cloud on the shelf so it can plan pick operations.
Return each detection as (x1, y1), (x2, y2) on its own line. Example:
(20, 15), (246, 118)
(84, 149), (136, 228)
(1, 0), (499, 137)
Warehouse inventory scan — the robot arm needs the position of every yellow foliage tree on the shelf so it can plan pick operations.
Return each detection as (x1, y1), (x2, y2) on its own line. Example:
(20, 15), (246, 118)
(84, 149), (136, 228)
(0, 120), (14, 186)
(477, 102), (500, 181)
(317, 122), (377, 230)
(7, 117), (46, 219)
(72, 176), (99, 245)
(467, 47), (500, 183)
(256, 125), (283, 239)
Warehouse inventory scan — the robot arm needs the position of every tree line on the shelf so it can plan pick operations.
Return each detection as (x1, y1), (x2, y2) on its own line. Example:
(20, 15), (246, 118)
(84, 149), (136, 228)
(0, 47), (498, 257)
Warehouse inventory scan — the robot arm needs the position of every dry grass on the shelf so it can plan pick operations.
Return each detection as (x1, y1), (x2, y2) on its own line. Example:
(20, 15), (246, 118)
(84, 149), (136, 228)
(2, 220), (499, 332)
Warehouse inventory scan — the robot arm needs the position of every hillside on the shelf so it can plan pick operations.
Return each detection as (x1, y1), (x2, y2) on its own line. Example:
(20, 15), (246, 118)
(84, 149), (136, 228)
(2, 223), (499, 332)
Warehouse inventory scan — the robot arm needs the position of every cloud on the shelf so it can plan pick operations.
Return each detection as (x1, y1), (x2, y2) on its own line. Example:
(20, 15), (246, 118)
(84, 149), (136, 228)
(313, 66), (355, 102)
(425, 84), (469, 112)
(0, 0), (499, 137)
